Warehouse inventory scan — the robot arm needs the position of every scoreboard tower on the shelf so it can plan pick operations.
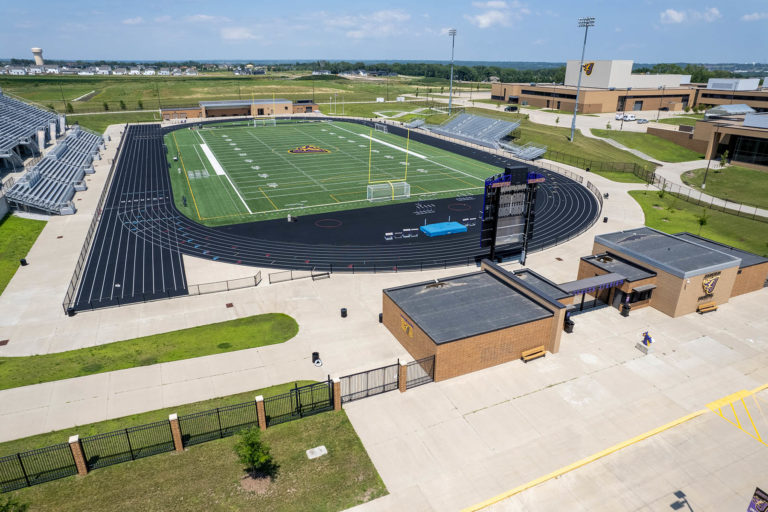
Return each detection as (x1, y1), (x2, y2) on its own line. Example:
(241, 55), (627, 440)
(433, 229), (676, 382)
(480, 165), (545, 265)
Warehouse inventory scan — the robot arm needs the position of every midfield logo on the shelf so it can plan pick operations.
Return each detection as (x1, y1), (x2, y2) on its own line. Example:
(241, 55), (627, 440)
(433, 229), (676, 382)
(288, 145), (330, 154)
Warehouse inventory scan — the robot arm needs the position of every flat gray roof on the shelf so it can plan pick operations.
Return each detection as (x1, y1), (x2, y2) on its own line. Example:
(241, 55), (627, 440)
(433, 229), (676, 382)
(559, 273), (625, 295)
(674, 233), (768, 269)
(384, 271), (553, 344)
(595, 228), (740, 278)
(200, 99), (291, 108)
(582, 253), (656, 282)
(512, 269), (570, 300)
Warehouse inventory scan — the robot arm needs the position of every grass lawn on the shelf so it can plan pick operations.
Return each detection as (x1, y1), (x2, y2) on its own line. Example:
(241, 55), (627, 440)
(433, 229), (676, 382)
(67, 111), (160, 133)
(0, 313), (298, 391)
(592, 129), (704, 163)
(680, 165), (768, 210)
(655, 116), (703, 127)
(629, 190), (768, 257)
(9, 410), (386, 512)
(589, 170), (647, 183)
(0, 214), (46, 295)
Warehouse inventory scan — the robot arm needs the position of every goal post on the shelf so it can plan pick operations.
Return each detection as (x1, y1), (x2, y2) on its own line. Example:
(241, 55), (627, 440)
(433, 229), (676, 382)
(253, 118), (276, 127)
(367, 181), (411, 202)
(374, 123), (388, 134)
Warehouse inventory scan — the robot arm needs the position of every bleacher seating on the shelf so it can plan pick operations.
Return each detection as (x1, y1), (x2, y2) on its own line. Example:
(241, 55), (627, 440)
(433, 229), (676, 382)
(6, 126), (103, 215)
(426, 113), (520, 149)
(0, 90), (60, 171)
(406, 119), (425, 129)
(498, 141), (547, 160)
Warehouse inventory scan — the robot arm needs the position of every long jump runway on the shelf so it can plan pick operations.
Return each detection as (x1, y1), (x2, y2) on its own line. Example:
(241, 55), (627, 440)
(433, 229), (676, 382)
(71, 122), (600, 311)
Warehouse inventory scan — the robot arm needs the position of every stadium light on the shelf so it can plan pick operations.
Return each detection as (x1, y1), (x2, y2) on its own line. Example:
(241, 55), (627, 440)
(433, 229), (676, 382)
(448, 28), (457, 115)
(569, 16), (595, 142)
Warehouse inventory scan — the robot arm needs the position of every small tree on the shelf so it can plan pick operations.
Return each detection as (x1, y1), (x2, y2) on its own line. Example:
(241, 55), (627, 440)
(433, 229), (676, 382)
(683, 105), (691, 113)
(555, 116), (560, 125)
(720, 149), (729, 169)
(138, 99), (144, 109)
(0, 496), (29, 512)
(234, 427), (278, 478)
(102, 101), (109, 111)
(119, 99), (126, 110)
(65, 102), (74, 113)
(696, 209), (709, 235)
(606, 122), (611, 130)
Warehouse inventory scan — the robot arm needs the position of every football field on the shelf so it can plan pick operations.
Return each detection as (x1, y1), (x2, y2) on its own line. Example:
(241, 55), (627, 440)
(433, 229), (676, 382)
(166, 119), (500, 226)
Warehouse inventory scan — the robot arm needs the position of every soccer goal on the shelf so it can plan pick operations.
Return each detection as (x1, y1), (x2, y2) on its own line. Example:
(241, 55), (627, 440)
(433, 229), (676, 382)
(367, 181), (410, 202)
(254, 118), (277, 127)
(374, 123), (388, 134)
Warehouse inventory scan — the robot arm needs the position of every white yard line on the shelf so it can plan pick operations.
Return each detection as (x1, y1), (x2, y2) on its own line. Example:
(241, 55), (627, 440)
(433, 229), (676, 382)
(196, 132), (253, 214)
(330, 122), (427, 159)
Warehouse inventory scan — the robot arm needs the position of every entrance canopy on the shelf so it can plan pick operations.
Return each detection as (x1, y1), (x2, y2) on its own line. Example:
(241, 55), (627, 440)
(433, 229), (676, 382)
(559, 272), (625, 296)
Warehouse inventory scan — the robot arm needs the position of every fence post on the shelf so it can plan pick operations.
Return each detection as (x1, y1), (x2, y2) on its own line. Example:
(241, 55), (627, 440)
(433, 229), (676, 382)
(255, 396), (267, 431)
(68, 435), (88, 476)
(332, 378), (342, 411)
(398, 361), (408, 393)
(168, 414), (183, 452)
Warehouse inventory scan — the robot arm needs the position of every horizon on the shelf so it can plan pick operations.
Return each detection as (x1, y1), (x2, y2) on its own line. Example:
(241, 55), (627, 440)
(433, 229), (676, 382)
(2, 0), (767, 63)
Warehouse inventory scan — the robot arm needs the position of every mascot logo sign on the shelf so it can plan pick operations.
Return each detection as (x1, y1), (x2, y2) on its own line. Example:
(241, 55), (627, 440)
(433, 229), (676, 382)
(583, 62), (595, 75)
(288, 145), (330, 154)
(702, 275), (719, 295)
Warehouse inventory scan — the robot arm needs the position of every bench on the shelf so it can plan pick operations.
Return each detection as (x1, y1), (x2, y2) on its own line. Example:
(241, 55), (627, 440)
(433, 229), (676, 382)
(697, 302), (718, 314)
(521, 346), (546, 363)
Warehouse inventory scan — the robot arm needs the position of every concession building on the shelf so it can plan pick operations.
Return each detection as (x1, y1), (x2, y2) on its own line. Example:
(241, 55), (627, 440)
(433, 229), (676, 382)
(160, 99), (318, 121)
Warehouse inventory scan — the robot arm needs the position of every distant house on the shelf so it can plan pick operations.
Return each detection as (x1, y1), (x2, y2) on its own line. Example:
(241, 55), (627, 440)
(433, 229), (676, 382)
(9, 67), (26, 76)
(488, 76), (500, 83)
(129, 67), (141, 75)
(312, 70), (331, 76)
(44, 65), (60, 74)
(113, 67), (127, 75)
(159, 68), (170, 76)
(172, 68), (182, 76)
(217, 64), (229, 70)
(78, 70), (95, 76)
(28, 66), (43, 75)
(184, 68), (198, 76)
(96, 65), (111, 75)
(143, 68), (156, 76)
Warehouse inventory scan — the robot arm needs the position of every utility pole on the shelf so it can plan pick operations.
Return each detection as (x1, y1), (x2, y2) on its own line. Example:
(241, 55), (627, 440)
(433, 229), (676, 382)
(448, 28), (457, 115)
(570, 16), (595, 142)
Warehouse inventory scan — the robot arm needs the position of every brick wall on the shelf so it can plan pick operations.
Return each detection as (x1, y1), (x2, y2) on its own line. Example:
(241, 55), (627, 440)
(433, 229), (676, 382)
(647, 127), (709, 154)
(731, 262), (768, 296)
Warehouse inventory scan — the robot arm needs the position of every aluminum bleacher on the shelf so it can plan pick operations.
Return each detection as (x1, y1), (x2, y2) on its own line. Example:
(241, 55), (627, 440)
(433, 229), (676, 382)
(6, 127), (103, 215)
(498, 141), (548, 160)
(0, 90), (61, 171)
(425, 113), (520, 149)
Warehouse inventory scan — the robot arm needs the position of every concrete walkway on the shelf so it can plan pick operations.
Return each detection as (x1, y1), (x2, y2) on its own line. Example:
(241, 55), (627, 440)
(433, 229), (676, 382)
(580, 127), (663, 164)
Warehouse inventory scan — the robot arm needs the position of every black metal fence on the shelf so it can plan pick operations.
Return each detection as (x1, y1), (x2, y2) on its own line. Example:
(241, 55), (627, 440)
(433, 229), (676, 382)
(263, 381), (333, 427)
(179, 401), (259, 447)
(406, 357), (436, 389)
(544, 149), (655, 174)
(340, 363), (400, 404)
(81, 420), (175, 470)
(0, 443), (77, 493)
(268, 268), (330, 284)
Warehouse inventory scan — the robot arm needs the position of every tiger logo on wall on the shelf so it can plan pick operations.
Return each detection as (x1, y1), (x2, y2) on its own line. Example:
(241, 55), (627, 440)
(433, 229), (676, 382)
(583, 62), (595, 75)
(702, 275), (719, 294)
(288, 145), (330, 154)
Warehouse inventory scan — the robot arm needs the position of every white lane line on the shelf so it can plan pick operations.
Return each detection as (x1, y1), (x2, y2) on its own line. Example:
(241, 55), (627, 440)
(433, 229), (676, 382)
(197, 133), (253, 214)
(199, 143), (226, 176)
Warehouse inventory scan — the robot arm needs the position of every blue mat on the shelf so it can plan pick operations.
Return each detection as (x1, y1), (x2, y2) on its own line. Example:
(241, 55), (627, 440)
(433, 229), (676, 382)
(420, 221), (468, 237)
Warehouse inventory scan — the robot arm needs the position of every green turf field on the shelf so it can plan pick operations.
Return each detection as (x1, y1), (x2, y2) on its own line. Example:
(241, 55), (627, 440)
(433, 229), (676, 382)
(166, 120), (501, 226)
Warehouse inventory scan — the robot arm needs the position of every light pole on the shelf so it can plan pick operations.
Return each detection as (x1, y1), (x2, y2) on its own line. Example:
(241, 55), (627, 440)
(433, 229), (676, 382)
(448, 28), (457, 115)
(702, 123), (722, 190)
(570, 16), (595, 142)
(656, 85), (665, 121)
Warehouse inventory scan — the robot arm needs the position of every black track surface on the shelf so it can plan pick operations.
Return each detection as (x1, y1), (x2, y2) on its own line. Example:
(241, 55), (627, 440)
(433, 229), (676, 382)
(72, 119), (600, 311)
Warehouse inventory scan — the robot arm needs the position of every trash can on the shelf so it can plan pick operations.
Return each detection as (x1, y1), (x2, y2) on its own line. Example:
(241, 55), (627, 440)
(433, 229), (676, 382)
(564, 319), (575, 333)
(341, 308), (347, 318)
(378, 313), (383, 323)
(621, 303), (631, 317)
(312, 352), (322, 367)
(19, 258), (28, 266)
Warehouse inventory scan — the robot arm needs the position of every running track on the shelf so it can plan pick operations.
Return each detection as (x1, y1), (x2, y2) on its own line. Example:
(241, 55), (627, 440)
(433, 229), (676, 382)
(71, 120), (600, 311)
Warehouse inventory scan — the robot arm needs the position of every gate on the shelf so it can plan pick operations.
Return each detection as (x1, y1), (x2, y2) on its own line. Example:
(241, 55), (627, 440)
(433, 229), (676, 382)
(340, 363), (399, 403)
(263, 380), (333, 427)
(406, 356), (435, 389)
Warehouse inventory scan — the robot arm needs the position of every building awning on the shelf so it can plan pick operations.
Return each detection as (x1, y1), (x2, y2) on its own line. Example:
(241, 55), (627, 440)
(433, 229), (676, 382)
(632, 284), (657, 293)
(559, 272), (625, 296)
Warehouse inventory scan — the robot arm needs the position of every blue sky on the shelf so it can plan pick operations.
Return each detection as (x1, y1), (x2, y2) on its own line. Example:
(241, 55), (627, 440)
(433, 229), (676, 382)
(2, 0), (766, 62)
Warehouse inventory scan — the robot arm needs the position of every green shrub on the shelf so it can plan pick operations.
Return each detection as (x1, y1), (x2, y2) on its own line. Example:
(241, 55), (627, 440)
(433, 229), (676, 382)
(0, 496), (29, 512)
(234, 427), (278, 478)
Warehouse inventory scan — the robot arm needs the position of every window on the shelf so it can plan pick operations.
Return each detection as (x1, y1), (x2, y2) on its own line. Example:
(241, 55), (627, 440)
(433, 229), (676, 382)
(630, 289), (653, 303)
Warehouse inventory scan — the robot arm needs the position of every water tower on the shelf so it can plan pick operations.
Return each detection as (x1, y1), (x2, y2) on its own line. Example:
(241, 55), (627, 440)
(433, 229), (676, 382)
(31, 48), (44, 66)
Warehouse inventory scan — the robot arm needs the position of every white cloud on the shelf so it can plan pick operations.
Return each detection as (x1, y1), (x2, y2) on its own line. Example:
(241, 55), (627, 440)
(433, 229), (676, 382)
(465, 0), (529, 28)
(323, 10), (412, 39)
(661, 7), (722, 24)
(660, 9), (685, 24)
(122, 17), (144, 25)
(741, 11), (768, 21)
(220, 27), (261, 40)
(185, 14), (231, 23)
